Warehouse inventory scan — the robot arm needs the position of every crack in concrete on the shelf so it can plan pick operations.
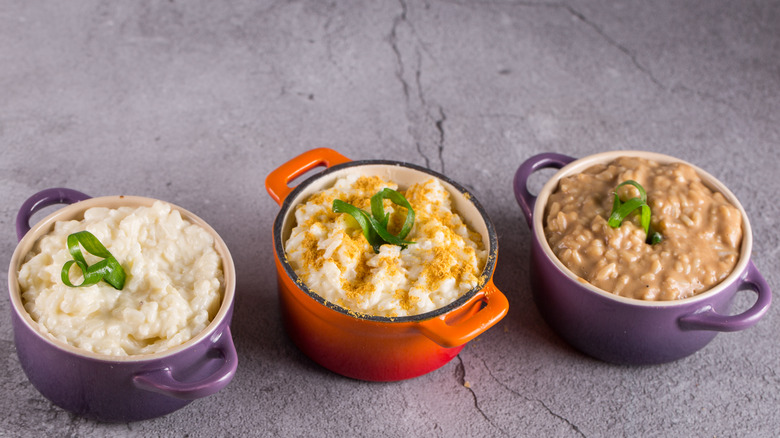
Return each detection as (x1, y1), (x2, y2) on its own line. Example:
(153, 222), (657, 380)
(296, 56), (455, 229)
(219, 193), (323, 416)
(413, 48), (447, 173)
(538, 399), (588, 438)
(416, 141), (431, 168)
(434, 105), (446, 174)
(389, 0), (410, 101)
(388, 0), (446, 173)
(438, 0), (664, 91)
(409, 0), (752, 123)
(476, 356), (587, 437)
(555, 2), (754, 118)
(561, 5), (665, 90)
(456, 355), (510, 436)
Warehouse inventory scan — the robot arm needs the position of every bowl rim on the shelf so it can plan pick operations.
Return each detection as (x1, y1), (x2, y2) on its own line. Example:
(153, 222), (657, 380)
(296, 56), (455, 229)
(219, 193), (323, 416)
(532, 150), (753, 308)
(273, 159), (499, 323)
(8, 195), (237, 363)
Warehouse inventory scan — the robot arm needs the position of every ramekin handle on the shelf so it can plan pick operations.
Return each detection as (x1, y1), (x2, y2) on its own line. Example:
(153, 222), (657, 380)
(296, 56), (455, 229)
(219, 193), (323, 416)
(679, 261), (772, 332)
(133, 327), (238, 400)
(16, 188), (91, 241)
(265, 148), (352, 206)
(416, 280), (509, 348)
(513, 153), (574, 227)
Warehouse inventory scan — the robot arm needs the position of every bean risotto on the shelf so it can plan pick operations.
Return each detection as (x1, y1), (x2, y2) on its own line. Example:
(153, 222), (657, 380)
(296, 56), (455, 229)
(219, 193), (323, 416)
(544, 156), (742, 300)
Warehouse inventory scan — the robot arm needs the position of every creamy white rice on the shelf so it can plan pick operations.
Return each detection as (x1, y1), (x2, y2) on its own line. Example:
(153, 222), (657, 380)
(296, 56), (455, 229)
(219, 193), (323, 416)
(18, 201), (223, 356)
(285, 174), (486, 317)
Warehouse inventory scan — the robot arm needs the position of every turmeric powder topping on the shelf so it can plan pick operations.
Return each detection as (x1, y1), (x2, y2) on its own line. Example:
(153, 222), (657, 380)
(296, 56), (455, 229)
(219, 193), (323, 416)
(284, 174), (486, 317)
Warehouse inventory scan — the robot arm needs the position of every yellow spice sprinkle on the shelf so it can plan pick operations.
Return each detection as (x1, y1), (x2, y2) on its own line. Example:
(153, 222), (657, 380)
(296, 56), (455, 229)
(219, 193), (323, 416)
(300, 233), (326, 270)
(341, 256), (375, 301)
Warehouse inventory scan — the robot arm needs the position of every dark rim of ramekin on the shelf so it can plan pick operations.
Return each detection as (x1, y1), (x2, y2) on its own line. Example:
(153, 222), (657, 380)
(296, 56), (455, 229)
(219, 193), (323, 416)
(273, 159), (499, 323)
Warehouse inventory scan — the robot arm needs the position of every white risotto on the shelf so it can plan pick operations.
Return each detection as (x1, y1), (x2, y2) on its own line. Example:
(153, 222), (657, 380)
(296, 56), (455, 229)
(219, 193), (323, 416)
(285, 174), (487, 317)
(18, 201), (223, 356)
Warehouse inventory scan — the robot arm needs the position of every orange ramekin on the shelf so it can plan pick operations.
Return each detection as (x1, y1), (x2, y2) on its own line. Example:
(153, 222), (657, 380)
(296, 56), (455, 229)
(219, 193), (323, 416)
(266, 148), (508, 381)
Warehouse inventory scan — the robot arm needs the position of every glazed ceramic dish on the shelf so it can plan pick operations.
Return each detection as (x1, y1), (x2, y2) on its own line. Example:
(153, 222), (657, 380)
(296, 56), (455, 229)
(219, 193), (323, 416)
(8, 188), (237, 422)
(514, 151), (771, 365)
(266, 148), (508, 381)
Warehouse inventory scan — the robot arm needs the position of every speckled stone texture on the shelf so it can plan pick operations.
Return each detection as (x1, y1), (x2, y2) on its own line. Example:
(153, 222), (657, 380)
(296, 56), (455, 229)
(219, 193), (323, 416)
(1, 1), (778, 436)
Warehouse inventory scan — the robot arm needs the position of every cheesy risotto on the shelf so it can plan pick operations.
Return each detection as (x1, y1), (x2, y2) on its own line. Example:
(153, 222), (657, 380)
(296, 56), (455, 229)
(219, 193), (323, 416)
(285, 174), (486, 317)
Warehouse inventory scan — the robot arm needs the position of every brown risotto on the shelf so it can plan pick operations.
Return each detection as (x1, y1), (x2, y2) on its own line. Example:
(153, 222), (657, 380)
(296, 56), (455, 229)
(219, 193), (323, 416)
(544, 156), (742, 300)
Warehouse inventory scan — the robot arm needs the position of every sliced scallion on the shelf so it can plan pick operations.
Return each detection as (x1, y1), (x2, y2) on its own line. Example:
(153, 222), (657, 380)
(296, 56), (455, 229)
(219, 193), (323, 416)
(370, 188), (415, 240)
(61, 231), (126, 290)
(333, 188), (416, 253)
(607, 180), (662, 245)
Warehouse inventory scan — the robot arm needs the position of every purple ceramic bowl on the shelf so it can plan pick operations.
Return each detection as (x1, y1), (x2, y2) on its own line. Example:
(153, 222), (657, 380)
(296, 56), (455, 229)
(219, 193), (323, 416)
(514, 151), (771, 365)
(8, 188), (238, 422)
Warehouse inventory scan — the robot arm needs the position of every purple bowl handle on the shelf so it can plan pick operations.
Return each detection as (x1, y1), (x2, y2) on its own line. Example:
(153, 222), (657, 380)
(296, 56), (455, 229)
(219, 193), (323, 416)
(513, 153), (575, 228)
(679, 261), (772, 332)
(133, 327), (238, 400)
(16, 188), (91, 241)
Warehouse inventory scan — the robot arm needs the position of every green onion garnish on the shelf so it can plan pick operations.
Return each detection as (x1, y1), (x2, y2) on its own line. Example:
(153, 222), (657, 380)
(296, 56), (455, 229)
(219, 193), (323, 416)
(333, 188), (416, 253)
(61, 231), (126, 290)
(608, 180), (662, 244)
(370, 188), (415, 240)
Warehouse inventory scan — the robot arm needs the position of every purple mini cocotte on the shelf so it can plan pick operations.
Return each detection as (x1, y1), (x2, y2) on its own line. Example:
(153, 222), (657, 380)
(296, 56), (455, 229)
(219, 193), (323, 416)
(8, 188), (237, 422)
(513, 152), (771, 365)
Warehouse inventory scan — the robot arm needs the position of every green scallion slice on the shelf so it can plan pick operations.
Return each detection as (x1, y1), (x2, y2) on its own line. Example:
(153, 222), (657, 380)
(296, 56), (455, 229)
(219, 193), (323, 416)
(333, 188), (416, 253)
(61, 231), (126, 290)
(607, 180), (662, 245)
(370, 188), (415, 240)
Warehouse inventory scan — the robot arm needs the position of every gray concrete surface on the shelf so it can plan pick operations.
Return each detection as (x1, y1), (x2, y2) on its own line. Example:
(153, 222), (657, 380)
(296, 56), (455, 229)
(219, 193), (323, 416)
(2, 1), (779, 436)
